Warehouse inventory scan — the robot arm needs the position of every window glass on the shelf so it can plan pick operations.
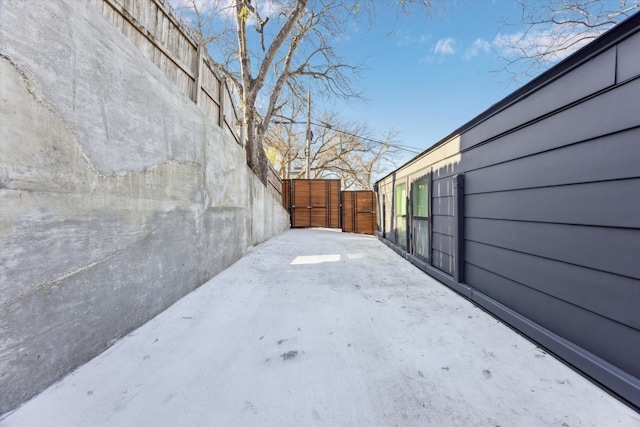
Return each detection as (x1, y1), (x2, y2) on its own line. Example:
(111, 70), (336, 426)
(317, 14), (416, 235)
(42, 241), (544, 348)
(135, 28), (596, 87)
(397, 217), (407, 248)
(412, 180), (429, 218)
(396, 184), (406, 215)
(411, 177), (429, 260)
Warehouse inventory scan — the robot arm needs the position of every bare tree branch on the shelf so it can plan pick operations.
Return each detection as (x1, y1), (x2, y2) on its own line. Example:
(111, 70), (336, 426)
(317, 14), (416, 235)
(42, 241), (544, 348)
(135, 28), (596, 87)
(174, 0), (430, 182)
(495, 0), (640, 83)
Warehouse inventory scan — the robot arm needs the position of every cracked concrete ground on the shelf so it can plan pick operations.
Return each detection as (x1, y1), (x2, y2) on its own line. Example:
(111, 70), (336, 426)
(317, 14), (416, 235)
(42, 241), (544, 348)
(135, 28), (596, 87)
(2, 229), (638, 426)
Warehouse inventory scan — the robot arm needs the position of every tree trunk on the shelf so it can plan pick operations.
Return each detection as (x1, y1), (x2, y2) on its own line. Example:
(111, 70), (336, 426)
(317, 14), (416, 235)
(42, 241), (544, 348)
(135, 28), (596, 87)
(242, 108), (269, 184)
(244, 109), (256, 170)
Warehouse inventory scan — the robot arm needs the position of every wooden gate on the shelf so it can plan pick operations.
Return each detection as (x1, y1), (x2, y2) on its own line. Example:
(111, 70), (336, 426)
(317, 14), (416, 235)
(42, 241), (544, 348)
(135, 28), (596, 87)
(284, 179), (341, 228)
(342, 191), (377, 235)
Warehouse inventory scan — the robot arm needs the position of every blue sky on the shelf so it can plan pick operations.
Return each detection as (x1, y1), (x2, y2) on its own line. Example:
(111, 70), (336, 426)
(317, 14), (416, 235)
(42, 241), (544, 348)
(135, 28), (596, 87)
(330, 1), (534, 161)
(171, 0), (633, 166)
(171, 1), (529, 162)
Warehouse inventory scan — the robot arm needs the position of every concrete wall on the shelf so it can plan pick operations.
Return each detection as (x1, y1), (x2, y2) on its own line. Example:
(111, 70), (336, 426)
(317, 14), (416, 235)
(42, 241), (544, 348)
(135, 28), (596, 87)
(0, 0), (288, 414)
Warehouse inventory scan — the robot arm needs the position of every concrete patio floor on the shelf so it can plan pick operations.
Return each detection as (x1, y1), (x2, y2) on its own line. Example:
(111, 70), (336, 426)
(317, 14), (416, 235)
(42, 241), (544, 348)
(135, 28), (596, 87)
(2, 228), (638, 426)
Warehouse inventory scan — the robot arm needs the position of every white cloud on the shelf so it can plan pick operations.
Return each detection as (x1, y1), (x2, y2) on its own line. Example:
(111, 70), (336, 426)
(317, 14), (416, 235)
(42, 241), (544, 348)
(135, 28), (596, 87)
(462, 38), (491, 60)
(434, 37), (456, 55)
(492, 25), (602, 64)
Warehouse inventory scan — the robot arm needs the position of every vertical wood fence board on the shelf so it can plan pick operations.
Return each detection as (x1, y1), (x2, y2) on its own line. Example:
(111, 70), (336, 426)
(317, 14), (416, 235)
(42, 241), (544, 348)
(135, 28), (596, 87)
(330, 180), (341, 228)
(267, 167), (283, 202)
(342, 192), (355, 233)
(282, 180), (290, 209)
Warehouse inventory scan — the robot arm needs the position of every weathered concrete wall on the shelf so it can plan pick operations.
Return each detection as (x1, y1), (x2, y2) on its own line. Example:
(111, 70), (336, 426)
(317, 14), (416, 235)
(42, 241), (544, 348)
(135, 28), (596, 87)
(0, 0), (288, 414)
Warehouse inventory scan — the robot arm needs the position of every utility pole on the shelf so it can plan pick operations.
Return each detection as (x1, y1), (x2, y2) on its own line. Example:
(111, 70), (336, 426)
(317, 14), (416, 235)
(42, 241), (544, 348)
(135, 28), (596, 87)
(305, 91), (312, 179)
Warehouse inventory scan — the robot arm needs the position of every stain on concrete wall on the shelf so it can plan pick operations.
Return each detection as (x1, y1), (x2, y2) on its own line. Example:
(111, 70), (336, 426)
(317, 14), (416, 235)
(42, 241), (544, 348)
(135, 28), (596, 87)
(0, 0), (288, 414)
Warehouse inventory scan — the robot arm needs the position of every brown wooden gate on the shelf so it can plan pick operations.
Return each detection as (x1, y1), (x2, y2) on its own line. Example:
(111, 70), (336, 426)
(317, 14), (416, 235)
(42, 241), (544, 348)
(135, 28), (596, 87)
(284, 179), (341, 228)
(341, 191), (377, 235)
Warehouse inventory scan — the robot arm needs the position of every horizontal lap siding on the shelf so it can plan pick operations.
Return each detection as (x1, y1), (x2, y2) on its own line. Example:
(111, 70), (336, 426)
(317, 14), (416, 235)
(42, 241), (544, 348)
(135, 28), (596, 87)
(466, 264), (640, 379)
(465, 179), (640, 228)
(432, 176), (456, 275)
(432, 232), (453, 256)
(432, 250), (453, 275)
(462, 46), (640, 390)
(432, 180), (454, 271)
(464, 127), (640, 195)
(460, 78), (640, 172)
(460, 48), (616, 151)
(431, 214), (453, 235)
(464, 174), (640, 368)
(465, 241), (640, 330)
(617, 30), (640, 81)
(466, 218), (640, 280)
(432, 196), (454, 216)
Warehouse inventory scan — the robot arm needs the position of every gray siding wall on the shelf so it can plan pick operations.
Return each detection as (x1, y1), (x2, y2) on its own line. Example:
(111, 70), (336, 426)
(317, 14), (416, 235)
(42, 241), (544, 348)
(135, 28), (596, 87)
(376, 19), (640, 408)
(431, 176), (456, 275)
(462, 57), (640, 381)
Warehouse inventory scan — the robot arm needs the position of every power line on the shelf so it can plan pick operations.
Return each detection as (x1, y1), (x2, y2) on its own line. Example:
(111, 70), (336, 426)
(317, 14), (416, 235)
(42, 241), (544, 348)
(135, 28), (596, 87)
(271, 118), (423, 155)
(311, 120), (422, 154)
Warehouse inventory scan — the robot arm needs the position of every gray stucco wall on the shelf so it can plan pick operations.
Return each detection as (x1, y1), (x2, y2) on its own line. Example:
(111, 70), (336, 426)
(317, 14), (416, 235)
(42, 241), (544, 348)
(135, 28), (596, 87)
(0, 0), (288, 414)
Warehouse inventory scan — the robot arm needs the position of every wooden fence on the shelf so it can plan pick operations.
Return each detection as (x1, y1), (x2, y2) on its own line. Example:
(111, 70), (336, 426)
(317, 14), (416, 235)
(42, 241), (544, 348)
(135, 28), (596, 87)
(267, 166), (283, 201)
(341, 191), (377, 235)
(284, 180), (341, 229)
(92, 0), (240, 144)
(282, 180), (377, 235)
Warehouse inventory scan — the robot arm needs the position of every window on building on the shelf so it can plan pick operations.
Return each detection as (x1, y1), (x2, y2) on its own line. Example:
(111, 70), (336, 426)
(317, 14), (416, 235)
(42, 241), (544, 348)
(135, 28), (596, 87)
(411, 177), (429, 261)
(396, 183), (407, 248)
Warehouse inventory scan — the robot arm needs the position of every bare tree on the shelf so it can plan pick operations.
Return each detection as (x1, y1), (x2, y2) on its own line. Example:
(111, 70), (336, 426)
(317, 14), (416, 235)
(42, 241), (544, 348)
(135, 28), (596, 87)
(171, 0), (431, 182)
(263, 95), (306, 179)
(174, 0), (233, 45)
(265, 114), (402, 189)
(307, 112), (400, 189)
(496, 0), (640, 81)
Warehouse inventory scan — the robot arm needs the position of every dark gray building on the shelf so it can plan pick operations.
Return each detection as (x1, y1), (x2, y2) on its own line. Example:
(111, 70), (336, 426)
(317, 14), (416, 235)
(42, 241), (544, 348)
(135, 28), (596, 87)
(375, 12), (640, 409)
